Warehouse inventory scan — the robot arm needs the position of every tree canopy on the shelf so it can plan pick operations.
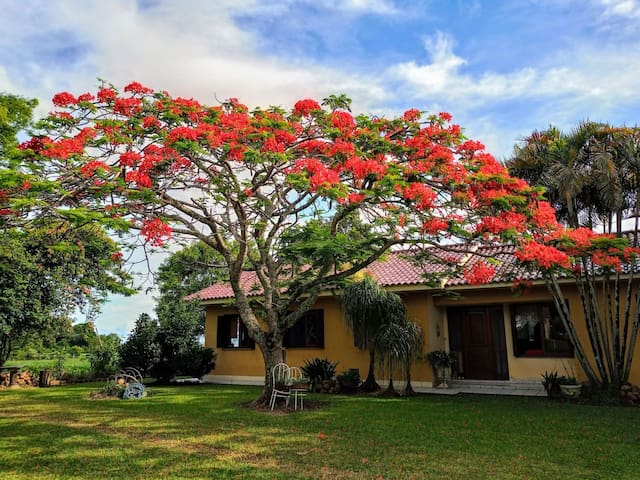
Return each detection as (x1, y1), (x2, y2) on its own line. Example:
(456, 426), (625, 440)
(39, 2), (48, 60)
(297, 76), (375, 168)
(13, 81), (571, 401)
(0, 93), (134, 366)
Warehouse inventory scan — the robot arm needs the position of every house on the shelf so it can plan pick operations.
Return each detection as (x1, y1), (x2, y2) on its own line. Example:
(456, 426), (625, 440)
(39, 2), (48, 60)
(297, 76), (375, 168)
(193, 245), (640, 391)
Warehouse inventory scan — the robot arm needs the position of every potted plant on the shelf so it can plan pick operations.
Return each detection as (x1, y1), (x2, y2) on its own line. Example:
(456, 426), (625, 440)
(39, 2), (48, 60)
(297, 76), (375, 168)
(558, 375), (581, 398)
(541, 370), (582, 398)
(426, 350), (457, 388)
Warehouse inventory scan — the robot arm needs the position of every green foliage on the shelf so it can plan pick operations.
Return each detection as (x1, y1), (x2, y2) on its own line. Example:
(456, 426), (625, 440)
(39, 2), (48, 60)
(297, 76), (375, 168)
(0, 93), (37, 158)
(155, 241), (228, 301)
(0, 224), (134, 365)
(301, 357), (338, 387)
(119, 310), (216, 384)
(89, 340), (120, 378)
(426, 350), (458, 369)
(118, 313), (161, 373)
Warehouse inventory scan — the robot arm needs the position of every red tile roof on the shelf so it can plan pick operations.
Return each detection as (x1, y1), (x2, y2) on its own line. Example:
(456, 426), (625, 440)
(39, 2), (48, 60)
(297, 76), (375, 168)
(190, 244), (540, 301)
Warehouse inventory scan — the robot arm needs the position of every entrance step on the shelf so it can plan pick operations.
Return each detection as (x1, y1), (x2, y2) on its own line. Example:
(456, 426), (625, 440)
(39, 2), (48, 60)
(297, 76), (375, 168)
(449, 379), (546, 397)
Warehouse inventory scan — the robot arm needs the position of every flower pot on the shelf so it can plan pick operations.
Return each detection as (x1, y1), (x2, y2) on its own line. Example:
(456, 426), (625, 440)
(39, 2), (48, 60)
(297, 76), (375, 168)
(560, 384), (582, 398)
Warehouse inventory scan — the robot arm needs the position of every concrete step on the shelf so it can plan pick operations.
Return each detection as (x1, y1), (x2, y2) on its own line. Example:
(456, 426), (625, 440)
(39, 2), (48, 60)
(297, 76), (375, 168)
(449, 379), (546, 397)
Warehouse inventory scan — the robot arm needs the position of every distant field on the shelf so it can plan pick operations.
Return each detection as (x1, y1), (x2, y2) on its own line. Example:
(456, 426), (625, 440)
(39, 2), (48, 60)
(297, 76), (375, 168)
(4, 357), (91, 377)
(1, 384), (639, 479)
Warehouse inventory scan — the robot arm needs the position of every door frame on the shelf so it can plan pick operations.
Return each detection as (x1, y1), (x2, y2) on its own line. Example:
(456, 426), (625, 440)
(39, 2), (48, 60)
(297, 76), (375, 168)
(447, 305), (509, 381)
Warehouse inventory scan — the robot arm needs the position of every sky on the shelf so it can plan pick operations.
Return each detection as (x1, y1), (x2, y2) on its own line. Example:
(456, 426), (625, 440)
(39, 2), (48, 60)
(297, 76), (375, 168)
(2, 0), (640, 336)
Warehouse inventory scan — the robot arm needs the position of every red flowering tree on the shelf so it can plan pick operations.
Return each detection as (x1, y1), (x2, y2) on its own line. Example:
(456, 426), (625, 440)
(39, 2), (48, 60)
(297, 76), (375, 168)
(17, 81), (554, 403)
(515, 226), (640, 389)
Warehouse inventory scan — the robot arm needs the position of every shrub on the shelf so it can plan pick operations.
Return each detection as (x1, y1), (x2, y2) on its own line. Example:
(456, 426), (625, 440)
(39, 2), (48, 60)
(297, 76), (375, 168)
(302, 357), (338, 388)
(90, 344), (119, 378)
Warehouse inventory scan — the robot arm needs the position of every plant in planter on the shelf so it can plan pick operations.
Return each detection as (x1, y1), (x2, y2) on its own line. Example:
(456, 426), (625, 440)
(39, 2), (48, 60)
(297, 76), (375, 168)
(426, 350), (457, 388)
(541, 370), (562, 398)
(336, 368), (360, 394)
(301, 357), (338, 393)
(541, 370), (581, 398)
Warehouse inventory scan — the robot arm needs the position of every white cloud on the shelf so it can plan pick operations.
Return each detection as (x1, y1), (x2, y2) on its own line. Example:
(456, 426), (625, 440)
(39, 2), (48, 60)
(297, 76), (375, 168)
(1, 0), (390, 113)
(598, 0), (640, 17)
(387, 30), (640, 122)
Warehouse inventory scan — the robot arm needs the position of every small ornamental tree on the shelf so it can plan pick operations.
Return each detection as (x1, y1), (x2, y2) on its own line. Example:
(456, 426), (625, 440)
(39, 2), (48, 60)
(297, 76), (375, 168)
(515, 228), (640, 389)
(16, 81), (556, 404)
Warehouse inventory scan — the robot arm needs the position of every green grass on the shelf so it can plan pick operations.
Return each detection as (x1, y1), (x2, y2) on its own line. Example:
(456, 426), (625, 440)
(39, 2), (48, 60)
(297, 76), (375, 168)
(1, 385), (639, 479)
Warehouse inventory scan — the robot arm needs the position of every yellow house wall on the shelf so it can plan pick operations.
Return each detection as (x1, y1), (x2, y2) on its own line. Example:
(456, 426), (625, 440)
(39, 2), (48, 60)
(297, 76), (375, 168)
(435, 284), (640, 384)
(205, 282), (640, 385)
(205, 294), (435, 384)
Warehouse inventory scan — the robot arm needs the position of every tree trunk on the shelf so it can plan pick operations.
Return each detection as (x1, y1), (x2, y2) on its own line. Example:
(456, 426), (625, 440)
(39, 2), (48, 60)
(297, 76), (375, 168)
(382, 376), (398, 397)
(252, 338), (286, 407)
(404, 364), (416, 396)
(0, 335), (11, 367)
(359, 349), (380, 392)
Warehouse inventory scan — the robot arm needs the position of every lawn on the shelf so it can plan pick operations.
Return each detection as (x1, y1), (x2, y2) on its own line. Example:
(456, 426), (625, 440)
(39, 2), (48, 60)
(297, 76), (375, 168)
(0, 384), (638, 479)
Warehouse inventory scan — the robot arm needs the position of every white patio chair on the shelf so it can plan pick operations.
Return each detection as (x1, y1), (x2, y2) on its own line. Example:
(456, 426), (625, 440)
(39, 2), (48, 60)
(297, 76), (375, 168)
(288, 366), (308, 411)
(269, 362), (291, 410)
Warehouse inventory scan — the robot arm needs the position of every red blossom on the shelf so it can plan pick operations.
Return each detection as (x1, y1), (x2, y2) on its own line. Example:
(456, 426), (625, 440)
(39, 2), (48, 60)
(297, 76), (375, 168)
(119, 151), (141, 167)
(515, 241), (570, 269)
(593, 252), (622, 271)
(97, 87), (117, 103)
(511, 278), (533, 295)
(402, 183), (436, 209)
(477, 211), (526, 234)
(293, 99), (321, 116)
(52, 92), (77, 107)
(167, 126), (199, 144)
(125, 171), (152, 188)
(403, 109), (421, 121)
(110, 252), (123, 262)
(463, 261), (495, 285)
(457, 140), (485, 153)
(124, 81), (154, 95)
(422, 218), (449, 235)
(330, 111), (355, 133)
(347, 192), (366, 204)
(344, 155), (386, 180)
(328, 141), (355, 157)
(21, 181), (32, 191)
(77, 93), (95, 102)
(113, 97), (142, 116)
(80, 160), (109, 178)
(530, 201), (558, 229)
(18, 137), (47, 152)
(140, 218), (172, 246)
(51, 111), (74, 120)
(438, 112), (452, 122)
(142, 116), (161, 129)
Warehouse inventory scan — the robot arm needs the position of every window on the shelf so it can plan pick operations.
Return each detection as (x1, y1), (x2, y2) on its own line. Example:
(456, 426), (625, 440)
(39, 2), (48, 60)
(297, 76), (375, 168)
(284, 310), (324, 348)
(511, 303), (573, 357)
(217, 314), (254, 349)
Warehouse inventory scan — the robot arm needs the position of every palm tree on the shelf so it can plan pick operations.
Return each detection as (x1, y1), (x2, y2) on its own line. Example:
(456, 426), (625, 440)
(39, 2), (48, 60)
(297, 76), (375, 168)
(401, 320), (424, 396)
(507, 122), (605, 228)
(342, 275), (405, 392)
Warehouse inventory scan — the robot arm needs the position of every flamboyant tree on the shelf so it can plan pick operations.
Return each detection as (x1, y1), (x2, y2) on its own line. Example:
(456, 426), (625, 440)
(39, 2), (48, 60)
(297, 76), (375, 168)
(509, 125), (640, 389)
(14, 81), (559, 402)
(516, 228), (640, 389)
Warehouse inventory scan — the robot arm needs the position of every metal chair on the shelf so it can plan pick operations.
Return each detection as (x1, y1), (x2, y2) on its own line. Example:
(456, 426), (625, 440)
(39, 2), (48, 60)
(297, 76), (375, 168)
(288, 366), (308, 411)
(269, 363), (291, 410)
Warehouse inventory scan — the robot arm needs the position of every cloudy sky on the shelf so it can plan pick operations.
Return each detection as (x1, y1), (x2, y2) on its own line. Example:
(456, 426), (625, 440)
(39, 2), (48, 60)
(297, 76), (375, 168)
(3, 0), (640, 336)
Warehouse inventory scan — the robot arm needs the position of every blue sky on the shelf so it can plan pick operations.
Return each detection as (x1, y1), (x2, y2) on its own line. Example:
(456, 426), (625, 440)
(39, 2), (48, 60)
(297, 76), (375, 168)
(2, 0), (640, 336)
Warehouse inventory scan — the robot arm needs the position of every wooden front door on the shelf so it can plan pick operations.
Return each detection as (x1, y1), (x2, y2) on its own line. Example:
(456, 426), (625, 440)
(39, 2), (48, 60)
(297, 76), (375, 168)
(448, 306), (509, 380)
